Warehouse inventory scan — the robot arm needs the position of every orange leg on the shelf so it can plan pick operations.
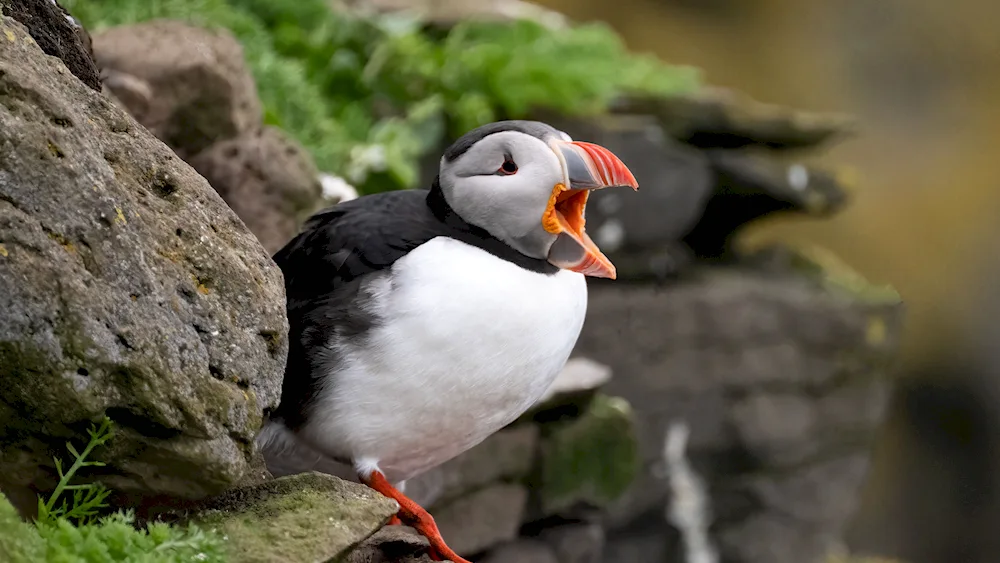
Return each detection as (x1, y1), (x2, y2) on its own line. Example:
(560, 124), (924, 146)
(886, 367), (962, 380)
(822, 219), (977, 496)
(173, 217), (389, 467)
(363, 470), (472, 563)
(386, 514), (402, 526)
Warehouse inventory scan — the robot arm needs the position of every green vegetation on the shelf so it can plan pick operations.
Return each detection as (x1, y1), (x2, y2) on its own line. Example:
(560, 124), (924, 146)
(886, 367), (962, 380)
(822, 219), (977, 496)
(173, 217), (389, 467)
(0, 419), (226, 563)
(62, 0), (700, 194)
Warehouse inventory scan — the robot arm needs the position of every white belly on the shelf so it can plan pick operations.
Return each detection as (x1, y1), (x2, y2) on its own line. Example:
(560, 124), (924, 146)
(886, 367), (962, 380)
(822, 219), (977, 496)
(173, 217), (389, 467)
(299, 237), (588, 483)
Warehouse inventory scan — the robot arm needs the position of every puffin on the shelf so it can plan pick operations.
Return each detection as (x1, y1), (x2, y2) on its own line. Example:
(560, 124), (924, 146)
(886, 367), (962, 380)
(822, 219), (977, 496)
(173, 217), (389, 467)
(256, 120), (639, 563)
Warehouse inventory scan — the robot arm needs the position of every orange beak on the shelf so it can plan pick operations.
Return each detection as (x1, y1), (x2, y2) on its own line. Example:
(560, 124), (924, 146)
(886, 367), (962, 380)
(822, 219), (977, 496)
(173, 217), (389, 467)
(542, 140), (639, 279)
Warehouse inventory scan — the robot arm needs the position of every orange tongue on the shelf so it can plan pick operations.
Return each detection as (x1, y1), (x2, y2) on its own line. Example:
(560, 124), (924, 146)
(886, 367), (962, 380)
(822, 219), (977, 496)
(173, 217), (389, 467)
(543, 184), (616, 279)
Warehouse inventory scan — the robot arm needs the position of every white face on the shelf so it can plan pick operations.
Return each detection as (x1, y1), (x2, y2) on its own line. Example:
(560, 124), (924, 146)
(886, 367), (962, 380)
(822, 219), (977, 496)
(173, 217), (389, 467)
(438, 129), (570, 259)
(436, 121), (639, 279)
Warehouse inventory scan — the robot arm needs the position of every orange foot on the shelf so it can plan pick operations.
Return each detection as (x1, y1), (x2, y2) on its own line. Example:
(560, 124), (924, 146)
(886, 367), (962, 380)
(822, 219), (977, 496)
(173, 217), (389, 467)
(363, 470), (472, 563)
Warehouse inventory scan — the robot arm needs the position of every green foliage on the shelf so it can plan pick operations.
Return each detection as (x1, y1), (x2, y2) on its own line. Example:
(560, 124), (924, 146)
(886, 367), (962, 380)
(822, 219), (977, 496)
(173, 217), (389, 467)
(31, 511), (225, 563)
(0, 419), (226, 563)
(63, 0), (700, 194)
(37, 417), (115, 526)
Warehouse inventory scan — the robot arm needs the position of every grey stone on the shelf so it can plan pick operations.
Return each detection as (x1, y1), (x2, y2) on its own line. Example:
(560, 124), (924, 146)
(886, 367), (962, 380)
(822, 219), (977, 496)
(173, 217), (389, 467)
(433, 483), (528, 557)
(602, 532), (672, 563)
(730, 381), (889, 467)
(707, 149), (848, 216)
(0, 19), (287, 505)
(575, 265), (900, 531)
(611, 86), (855, 150)
(718, 513), (839, 563)
(683, 149), (850, 259)
(187, 472), (398, 563)
(1, 0), (101, 92)
(481, 540), (559, 563)
(406, 424), (538, 508)
(739, 455), (872, 528)
(93, 20), (262, 159)
(541, 522), (606, 563)
(530, 357), (613, 412)
(343, 525), (435, 563)
(188, 127), (324, 254)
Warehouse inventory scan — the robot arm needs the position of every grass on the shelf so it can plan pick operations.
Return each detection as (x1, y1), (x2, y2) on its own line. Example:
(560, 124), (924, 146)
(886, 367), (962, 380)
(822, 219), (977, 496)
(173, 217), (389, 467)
(0, 418), (227, 563)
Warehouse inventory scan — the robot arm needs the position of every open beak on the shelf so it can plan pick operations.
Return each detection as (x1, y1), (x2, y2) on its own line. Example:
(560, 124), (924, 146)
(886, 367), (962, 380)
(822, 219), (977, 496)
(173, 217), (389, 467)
(542, 139), (639, 279)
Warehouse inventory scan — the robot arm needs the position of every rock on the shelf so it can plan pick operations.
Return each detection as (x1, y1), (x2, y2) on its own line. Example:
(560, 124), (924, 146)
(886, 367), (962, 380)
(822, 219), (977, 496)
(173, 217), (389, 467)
(188, 127), (324, 254)
(729, 382), (889, 467)
(735, 454), (871, 529)
(540, 522), (606, 563)
(601, 531), (671, 563)
(344, 525), (435, 563)
(574, 262), (901, 562)
(535, 113), (715, 281)
(612, 86), (855, 150)
(480, 540), (559, 563)
(433, 483), (528, 557)
(717, 512), (831, 563)
(186, 472), (398, 563)
(683, 150), (850, 259)
(1, 0), (101, 92)
(529, 357), (613, 414)
(93, 20), (262, 159)
(825, 555), (908, 563)
(406, 424), (539, 508)
(531, 394), (639, 517)
(0, 18), (287, 507)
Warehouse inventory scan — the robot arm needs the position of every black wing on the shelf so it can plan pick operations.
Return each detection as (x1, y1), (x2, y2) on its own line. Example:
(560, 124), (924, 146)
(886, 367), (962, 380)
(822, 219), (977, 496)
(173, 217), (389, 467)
(274, 188), (444, 303)
(271, 188), (444, 428)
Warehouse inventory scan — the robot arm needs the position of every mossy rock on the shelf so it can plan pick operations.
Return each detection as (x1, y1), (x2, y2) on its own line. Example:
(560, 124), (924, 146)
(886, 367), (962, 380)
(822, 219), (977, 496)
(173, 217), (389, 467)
(531, 394), (640, 516)
(0, 16), (287, 505)
(186, 472), (398, 563)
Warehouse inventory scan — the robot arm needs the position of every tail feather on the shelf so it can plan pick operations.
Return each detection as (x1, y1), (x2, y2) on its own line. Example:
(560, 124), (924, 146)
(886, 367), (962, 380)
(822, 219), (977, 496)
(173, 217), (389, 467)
(256, 418), (357, 481)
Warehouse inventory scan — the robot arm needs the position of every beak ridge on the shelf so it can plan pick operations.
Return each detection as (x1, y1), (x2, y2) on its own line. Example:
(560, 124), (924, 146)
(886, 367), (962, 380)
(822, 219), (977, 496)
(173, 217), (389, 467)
(565, 141), (639, 191)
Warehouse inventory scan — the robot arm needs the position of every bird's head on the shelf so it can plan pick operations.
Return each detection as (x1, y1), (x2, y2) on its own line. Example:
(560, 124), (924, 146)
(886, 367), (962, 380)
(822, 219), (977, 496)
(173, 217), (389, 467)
(437, 120), (639, 279)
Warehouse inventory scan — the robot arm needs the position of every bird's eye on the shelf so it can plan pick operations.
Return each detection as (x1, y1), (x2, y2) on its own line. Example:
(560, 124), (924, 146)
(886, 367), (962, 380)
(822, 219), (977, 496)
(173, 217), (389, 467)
(497, 157), (518, 175)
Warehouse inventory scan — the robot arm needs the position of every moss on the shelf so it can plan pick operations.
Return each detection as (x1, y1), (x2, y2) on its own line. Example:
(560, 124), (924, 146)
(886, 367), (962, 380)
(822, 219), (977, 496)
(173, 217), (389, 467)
(760, 242), (901, 305)
(0, 494), (45, 562)
(532, 394), (640, 516)
(186, 473), (397, 563)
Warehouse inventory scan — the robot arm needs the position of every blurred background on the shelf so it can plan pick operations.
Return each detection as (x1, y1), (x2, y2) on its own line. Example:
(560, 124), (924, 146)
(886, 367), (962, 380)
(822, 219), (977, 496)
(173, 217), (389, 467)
(528, 0), (1000, 561)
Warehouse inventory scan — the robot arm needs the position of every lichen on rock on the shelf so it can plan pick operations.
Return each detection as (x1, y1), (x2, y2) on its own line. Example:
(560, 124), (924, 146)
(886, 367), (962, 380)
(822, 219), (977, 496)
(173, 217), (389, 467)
(185, 473), (398, 563)
(0, 17), (287, 509)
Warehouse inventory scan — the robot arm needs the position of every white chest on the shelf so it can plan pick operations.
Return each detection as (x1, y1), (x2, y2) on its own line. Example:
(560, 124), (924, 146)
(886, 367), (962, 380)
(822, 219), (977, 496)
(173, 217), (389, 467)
(305, 237), (588, 482)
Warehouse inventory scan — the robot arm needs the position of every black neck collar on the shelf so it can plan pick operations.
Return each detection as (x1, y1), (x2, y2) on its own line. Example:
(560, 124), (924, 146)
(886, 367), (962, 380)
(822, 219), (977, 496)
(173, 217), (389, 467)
(426, 177), (559, 275)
